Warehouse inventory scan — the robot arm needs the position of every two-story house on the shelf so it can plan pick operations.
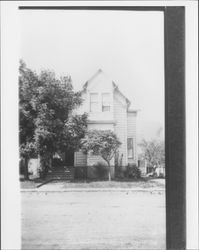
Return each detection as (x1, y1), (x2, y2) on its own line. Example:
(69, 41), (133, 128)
(74, 69), (138, 169)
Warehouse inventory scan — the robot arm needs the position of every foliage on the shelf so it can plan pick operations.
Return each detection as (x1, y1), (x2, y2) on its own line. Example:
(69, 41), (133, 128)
(81, 130), (121, 166)
(19, 60), (88, 177)
(114, 151), (123, 167)
(93, 162), (108, 179)
(74, 167), (87, 180)
(125, 165), (141, 179)
(52, 158), (64, 167)
(115, 165), (141, 179)
(81, 130), (121, 180)
(139, 139), (165, 170)
(115, 165), (125, 179)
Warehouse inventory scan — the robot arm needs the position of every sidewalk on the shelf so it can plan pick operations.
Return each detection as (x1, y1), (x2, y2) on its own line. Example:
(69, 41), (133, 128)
(21, 184), (165, 193)
(21, 178), (165, 192)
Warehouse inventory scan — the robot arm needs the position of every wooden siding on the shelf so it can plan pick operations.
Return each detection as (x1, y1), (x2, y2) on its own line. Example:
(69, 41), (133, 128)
(87, 123), (114, 131)
(74, 151), (87, 166)
(127, 112), (137, 163)
(87, 154), (105, 166)
(113, 92), (128, 166)
(87, 154), (114, 166)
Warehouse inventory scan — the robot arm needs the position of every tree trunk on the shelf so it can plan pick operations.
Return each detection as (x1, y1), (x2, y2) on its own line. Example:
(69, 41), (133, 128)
(108, 163), (111, 181)
(24, 157), (29, 180)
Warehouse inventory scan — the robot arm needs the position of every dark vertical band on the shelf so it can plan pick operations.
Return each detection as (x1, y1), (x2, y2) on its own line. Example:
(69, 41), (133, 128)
(165, 7), (186, 250)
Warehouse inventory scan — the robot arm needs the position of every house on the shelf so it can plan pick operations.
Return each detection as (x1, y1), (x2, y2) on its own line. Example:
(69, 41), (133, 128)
(73, 69), (138, 171)
(25, 69), (138, 180)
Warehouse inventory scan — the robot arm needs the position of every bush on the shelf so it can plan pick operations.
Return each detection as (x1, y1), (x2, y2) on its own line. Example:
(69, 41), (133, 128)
(74, 167), (87, 180)
(125, 165), (141, 179)
(52, 157), (63, 167)
(115, 165), (126, 179)
(93, 162), (108, 179)
(158, 173), (165, 178)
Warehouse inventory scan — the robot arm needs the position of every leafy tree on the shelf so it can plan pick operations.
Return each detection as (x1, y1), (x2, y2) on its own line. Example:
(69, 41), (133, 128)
(19, 60), (87, 179)
(19, 60), (40, 179)
(81, 130), (121, 181)
(139, 139), (165, 172)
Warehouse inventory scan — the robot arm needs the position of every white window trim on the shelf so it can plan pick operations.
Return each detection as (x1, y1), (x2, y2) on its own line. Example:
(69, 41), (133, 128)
(90, 93), (99, 112)
(102, 92), (111, 112)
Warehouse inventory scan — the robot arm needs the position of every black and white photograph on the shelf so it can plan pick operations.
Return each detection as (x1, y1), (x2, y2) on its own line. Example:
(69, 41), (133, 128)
(1, 1), (198, 250)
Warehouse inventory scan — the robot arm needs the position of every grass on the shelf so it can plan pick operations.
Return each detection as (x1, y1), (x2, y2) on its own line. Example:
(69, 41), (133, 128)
(20, 178), (165, 190)
(62, 179), (165, 189)
(20, 180), (38, 189)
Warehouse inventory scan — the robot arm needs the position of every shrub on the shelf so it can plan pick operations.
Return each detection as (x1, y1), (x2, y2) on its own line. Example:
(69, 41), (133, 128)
(158, 173), (165, 178)
(115, 165), (126, 179)
(52, 158), (63, 167)
(93, 162), (108, 179)
(74, 167), (87, 180)
(125, 165), (141, 179)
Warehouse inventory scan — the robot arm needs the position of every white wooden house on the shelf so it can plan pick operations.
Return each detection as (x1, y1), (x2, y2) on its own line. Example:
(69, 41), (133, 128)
(74, 69), (138, 168)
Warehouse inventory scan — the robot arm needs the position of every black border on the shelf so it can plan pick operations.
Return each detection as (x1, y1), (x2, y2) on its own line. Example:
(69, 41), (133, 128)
(18, 6), (186, 250)
(164, 7), (186, 250)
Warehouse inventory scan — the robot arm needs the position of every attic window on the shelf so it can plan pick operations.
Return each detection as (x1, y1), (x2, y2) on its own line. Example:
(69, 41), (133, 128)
(102, 93), (110, 112)
(90, 93), (98, 112)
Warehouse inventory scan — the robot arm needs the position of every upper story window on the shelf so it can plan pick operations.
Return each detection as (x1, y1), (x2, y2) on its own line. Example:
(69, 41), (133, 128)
(102, 93), (111, 112)
(127, 138), (134, 159)
(90, 93), (98, 112)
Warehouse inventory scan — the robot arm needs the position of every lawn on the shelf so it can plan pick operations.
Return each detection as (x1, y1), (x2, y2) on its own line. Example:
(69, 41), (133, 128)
(62, 179), (165, 189)
(20, 178), (165, 190)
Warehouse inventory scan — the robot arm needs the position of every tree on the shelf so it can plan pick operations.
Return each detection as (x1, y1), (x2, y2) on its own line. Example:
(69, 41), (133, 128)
(19, 60), (88, 179)
(19, 60), (40, 179)
(139, 139), (165, 173)
(81, 130), (121, 181)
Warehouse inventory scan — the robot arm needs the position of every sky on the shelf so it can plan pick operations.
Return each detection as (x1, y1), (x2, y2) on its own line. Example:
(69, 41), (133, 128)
(19, 10), (165, 142)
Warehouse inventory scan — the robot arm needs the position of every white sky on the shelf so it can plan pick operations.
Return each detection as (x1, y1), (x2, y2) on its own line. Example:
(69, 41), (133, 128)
(19, 10), (165, 141)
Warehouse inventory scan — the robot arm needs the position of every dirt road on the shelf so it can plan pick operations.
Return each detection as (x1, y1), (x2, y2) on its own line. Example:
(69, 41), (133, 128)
(22, 191), (165, 249)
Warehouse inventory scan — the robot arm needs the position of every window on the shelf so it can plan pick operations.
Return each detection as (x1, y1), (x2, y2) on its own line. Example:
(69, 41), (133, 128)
(127, 138), (134, 158)
(90, 93), (98, 112)
(102, 93), (111, 112)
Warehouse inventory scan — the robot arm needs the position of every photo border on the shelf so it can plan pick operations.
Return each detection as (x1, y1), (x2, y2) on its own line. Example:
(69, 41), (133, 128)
(18, 5), (186, 250)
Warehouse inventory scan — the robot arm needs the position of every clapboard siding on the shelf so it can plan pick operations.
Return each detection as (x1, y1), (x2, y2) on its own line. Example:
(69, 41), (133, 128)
(87, 154), (105, 166)
(127, 112), (136, 137)
(74, 151), (87, 166)
(87, 154), (114, 166)
(113, 93), (128, 166)
(127, 112), (137, 162)
(87, 123), (114, 131)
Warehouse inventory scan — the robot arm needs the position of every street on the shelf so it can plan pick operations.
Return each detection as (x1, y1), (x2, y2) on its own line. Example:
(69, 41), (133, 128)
(22, 191), (165, 249)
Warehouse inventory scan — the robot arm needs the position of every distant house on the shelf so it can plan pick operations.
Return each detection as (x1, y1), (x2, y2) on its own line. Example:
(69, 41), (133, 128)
(73, 69), (138, 168)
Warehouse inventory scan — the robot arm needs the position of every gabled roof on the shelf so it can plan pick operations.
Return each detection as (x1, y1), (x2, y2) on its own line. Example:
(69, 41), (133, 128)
(82, 69), (131, 108)
(83, 69), (103, 90)
(112, 81), (131, 108)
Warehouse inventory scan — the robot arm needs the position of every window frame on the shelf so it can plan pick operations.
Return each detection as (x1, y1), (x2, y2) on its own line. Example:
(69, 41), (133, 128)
(90, 92), (99, 112)
(102, 92), (111, 112)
